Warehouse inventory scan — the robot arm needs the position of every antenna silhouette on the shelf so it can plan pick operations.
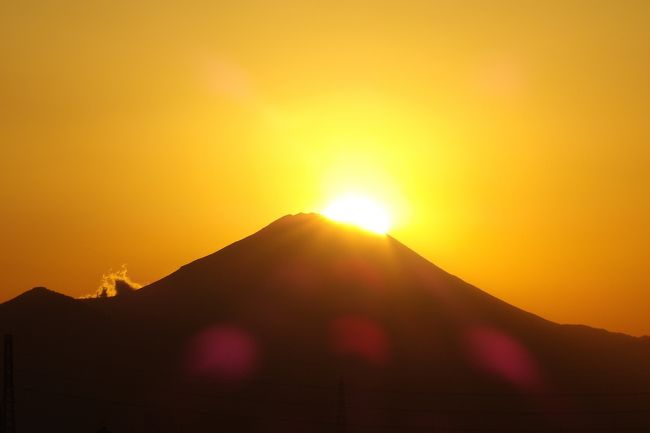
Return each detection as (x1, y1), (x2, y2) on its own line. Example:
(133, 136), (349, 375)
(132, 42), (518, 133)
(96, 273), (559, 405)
(336, 377), (347, 433)
(1, 335), (15, 433)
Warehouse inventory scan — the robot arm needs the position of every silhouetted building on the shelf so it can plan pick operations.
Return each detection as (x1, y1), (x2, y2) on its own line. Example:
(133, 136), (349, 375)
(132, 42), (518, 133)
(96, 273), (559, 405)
(1, 335), (15, 433)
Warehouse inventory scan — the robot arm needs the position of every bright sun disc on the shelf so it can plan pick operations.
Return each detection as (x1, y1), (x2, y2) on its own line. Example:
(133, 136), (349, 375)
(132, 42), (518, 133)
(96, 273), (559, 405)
(322, 195), (391, 234)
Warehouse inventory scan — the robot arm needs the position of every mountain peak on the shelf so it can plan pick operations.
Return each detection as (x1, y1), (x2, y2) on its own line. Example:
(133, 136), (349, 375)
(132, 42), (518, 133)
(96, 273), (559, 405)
(0, 286), (76, 317)
(270, 211), (323, 224)
(263, 211), (350, 230)
(138, 212), (491, 315)
(5, 286), (71, 304)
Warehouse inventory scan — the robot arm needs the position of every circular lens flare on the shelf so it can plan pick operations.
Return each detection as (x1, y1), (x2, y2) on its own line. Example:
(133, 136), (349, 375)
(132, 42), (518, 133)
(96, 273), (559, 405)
(322, 195), (391, 234)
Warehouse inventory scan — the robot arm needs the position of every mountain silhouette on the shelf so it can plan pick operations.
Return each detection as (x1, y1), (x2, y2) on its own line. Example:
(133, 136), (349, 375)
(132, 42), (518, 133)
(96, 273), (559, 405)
(1, 213), (649, 432)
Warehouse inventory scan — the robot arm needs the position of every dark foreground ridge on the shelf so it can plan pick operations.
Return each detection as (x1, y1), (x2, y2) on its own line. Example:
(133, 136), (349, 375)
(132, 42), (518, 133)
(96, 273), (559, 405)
(1, 213), (650, 433)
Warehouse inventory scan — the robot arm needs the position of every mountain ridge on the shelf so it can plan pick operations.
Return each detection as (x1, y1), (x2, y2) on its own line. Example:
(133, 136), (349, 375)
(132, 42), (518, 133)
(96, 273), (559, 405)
(2, 213), (647, 341)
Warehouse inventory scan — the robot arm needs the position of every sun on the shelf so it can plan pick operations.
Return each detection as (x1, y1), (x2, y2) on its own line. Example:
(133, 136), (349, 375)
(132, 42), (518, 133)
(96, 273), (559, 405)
(322, 195), (392, 234)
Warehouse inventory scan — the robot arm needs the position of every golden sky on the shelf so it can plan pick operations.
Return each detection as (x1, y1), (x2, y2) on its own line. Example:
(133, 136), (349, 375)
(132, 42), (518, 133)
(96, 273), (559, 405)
(1, 0), (649, 335)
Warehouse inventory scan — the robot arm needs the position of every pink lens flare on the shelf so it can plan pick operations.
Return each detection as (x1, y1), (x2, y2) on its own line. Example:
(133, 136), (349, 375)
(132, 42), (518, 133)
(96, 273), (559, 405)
(186, 325), (259, 382)
(466, 326), (542, 390)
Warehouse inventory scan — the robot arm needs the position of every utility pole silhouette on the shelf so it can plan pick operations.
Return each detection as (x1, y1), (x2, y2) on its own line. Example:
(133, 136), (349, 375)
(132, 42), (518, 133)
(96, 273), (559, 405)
(1, 335), (15, 433)
(336, 377), (347, 433)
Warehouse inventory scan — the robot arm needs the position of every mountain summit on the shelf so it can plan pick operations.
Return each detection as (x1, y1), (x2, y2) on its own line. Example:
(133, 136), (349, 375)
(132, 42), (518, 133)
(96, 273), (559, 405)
(1, 213), (649, 433)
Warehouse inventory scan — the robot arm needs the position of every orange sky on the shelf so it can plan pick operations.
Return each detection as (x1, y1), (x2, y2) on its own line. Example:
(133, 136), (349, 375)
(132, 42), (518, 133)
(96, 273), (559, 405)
(1, 0), (649, 336)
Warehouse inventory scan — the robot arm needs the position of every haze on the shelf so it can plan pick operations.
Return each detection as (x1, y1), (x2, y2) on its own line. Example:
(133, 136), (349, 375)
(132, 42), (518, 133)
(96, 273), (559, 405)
(1, 0), (649, 336)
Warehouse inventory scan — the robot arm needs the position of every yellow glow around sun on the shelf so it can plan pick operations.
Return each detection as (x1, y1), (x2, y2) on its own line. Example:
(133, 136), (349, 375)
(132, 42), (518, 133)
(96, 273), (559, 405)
(322, 195), (392, 234)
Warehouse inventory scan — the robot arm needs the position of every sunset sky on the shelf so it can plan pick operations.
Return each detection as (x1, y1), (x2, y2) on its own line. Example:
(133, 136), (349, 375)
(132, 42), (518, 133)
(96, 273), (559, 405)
(1, 0), (649, 335)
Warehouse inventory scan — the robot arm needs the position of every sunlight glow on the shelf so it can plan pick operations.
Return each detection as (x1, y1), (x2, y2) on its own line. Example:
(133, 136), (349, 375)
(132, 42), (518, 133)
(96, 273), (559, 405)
(322, 195), (392, 234)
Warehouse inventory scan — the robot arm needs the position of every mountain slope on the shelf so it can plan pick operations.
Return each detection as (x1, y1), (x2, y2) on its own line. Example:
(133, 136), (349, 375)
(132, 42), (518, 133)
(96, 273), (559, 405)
(1, 213), (649, 433)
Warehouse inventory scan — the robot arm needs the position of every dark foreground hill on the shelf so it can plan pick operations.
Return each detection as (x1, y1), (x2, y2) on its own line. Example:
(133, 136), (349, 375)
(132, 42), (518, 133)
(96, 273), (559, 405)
(1, 213), (649, 433)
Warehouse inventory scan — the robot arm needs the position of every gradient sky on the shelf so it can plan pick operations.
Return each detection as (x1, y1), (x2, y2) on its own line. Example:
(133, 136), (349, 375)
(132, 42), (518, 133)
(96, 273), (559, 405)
(1, 0), (649, 335)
